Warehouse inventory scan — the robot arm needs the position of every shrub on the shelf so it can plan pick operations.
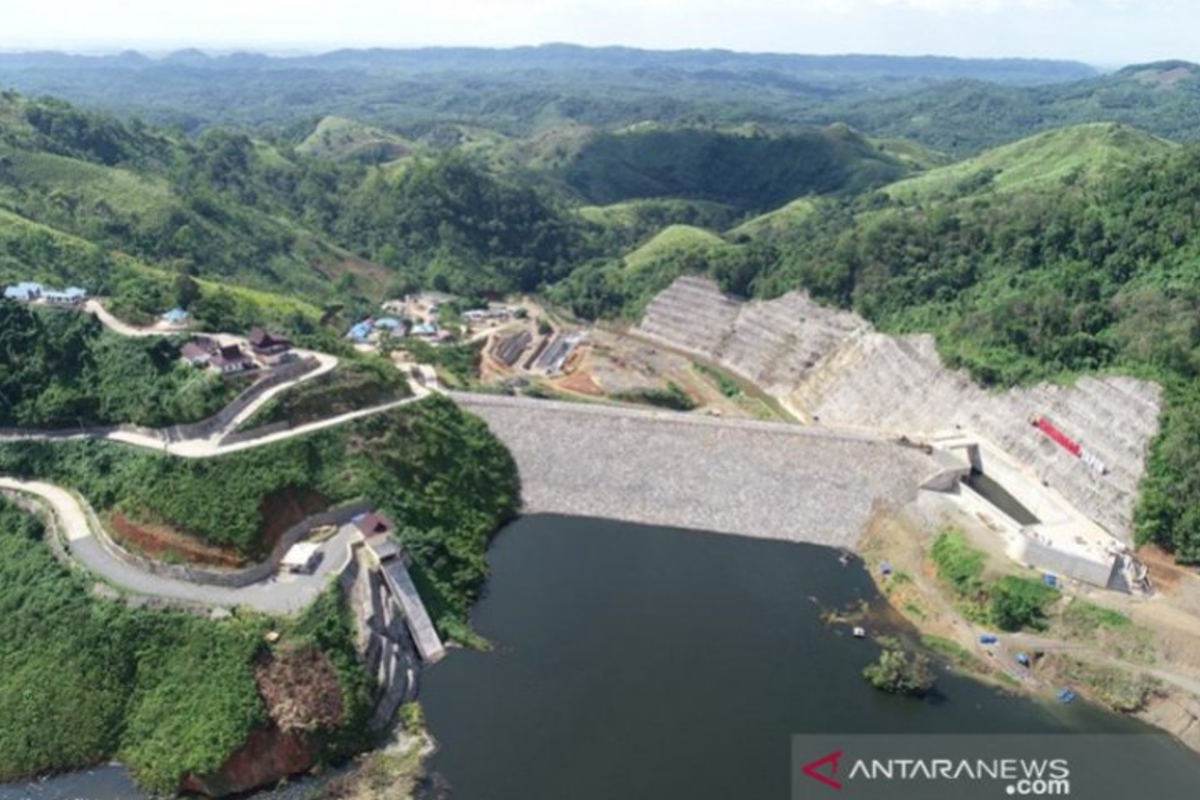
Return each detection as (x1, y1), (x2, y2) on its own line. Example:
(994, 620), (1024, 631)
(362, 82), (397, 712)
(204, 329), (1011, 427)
(930, 529), (986, 599)
(989, 576), (1058, 632)
(863, 636), (936, 697)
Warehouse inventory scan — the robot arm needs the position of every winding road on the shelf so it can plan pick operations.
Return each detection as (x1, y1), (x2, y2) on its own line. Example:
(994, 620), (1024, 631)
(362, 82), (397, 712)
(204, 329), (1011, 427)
(0, 300), (441, 612)
(0, 477), (355, 614)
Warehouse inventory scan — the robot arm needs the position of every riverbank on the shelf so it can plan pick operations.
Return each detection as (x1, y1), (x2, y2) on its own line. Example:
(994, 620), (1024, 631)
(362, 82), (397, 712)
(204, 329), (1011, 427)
(858, 501), (1200, 753)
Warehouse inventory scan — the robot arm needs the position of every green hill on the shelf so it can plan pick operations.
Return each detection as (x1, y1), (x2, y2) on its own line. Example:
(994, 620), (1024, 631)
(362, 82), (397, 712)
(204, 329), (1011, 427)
(296, 115), (417, 164)
(0, 91), (587, 325)
(817, 61), (1200, 155)
(729, 198), (818, 239)
(623, 224), (730, 271)
(555, 125), (910, 213)
(692, 126), (1200, 562)
(884, 123), (1175, 202)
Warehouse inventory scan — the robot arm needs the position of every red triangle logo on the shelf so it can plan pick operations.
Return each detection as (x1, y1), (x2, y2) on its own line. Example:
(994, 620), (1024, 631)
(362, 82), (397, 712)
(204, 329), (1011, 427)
(802, 750), (844, 791)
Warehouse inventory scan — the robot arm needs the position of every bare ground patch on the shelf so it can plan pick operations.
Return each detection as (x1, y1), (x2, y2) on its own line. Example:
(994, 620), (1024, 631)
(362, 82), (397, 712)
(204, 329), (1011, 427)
(111, 511), (243, 567)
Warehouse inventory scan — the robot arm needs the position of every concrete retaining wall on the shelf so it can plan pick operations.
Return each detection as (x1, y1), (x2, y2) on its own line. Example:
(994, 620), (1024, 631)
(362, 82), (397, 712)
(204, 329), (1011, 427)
(340, 547), (419, 727)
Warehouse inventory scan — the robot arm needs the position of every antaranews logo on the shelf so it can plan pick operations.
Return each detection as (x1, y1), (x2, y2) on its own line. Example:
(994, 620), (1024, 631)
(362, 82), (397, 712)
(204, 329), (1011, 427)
(801, 751), (843, 791)
(794, 733), (1200, 800)
(792, 736), (1091, 800)
(798, 750), (1070, 797)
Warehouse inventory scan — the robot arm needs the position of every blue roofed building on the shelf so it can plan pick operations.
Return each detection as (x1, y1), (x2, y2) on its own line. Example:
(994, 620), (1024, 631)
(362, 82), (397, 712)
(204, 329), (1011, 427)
(347, 319), (375, 342)
(162, 307), (190, 326)
(4, 282), (43, 302)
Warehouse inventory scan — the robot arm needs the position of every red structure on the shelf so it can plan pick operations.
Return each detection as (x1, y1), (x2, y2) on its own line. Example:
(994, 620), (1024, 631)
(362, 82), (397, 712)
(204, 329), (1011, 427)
(1032, 415), (1082, 457)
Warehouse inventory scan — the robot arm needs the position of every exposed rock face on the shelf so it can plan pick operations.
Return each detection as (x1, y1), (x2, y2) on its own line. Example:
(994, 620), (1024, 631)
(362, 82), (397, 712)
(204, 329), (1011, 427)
(178, 726), (315, 797)
(638, 276), (1162, 541)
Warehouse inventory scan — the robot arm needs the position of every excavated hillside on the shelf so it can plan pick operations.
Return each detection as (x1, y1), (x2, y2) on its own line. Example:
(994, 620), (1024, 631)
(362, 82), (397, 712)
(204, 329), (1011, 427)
(637, 276), (1161, 540)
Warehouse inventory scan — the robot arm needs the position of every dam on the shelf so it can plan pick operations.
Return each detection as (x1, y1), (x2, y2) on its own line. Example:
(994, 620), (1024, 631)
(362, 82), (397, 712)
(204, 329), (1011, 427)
(452, 393), (935, 548)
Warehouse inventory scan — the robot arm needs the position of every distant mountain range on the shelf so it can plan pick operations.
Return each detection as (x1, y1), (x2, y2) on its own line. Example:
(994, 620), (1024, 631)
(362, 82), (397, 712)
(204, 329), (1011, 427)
(0, 45), (1099, 136)
(0, 44), (1099, 83)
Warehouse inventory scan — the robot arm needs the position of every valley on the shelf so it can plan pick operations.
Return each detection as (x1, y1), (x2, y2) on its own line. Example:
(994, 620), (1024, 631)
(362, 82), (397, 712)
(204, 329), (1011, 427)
(4, 36), (1200, 800)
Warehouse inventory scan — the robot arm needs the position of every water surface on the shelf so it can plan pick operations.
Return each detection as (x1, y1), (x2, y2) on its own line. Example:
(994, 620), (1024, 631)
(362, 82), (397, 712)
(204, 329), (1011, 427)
(421, 515), (1172, 800)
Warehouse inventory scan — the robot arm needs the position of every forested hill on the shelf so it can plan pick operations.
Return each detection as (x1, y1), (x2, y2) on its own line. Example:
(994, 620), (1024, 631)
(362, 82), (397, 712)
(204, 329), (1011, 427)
(552, 122), (1200, 563)
(0, 90), (596, 321)
(0, 46), (1095, 134)
(0, 89), (923, 323)
(814, 61), (1200, 155)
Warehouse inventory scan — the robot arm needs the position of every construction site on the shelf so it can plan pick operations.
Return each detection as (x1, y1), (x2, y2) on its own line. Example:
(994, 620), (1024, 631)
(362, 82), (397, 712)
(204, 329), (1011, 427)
(634, 276), (1162, 593)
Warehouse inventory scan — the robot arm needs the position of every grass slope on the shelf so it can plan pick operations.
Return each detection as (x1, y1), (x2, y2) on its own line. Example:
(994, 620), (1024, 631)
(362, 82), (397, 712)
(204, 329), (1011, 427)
(296, 115), (416, 163)
(885, 123), (1175, 202)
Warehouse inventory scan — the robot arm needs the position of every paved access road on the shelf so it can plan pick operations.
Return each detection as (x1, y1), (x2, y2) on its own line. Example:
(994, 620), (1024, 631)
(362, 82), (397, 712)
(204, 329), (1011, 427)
(0, 477), (354, 614)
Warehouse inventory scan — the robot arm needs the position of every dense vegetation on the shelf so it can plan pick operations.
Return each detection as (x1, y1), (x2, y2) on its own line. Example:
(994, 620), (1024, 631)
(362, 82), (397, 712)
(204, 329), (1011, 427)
(558, 127), (907, 214)
(338, 155), (580, 296)
(0, 302), (238, 428)
(0, 497), (372, 792)
(0, 47), (1095, 136)
(0, 396), (519, 620)
(817, 61), (1200, 155)
(930, 529), (1059, 631)
(241, 356), (412, 430)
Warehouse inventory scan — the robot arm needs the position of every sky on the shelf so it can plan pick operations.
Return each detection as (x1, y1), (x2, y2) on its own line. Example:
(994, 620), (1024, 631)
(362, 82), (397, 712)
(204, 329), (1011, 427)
(0, 0), (1193, 67)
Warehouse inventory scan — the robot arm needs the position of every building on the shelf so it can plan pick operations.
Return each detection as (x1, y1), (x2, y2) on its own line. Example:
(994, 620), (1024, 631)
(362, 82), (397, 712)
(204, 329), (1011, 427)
(248, 327), (293, 365)
(374, 317), (405, 335)
(493, 330), (533, 367)
(181, 337), (255, 374)
(347, 320), (375, 343)
(161, 307), (190, 328)
(4, 282), (43, 302)
(180, 341), (214, 367)
(354, 511), (395, 538)
(210, 344), (254, 374)
(354, 511), (403, 562)
(410, 321), (438, 338)
(281, 542), (322, 574)
(42, 287), (88, 306)
(248, 327), (291, 355)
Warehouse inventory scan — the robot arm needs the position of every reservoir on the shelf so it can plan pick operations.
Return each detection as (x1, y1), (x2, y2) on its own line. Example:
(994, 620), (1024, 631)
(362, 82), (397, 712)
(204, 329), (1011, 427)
(420, 515), (1189, 800)
(7, 515), (1197, 800)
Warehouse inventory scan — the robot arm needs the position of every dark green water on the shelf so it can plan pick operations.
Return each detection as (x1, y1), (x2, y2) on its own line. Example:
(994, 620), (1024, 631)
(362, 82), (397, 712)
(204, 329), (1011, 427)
(6, 515), (1192, 800)
(419, 515), (1173, 800)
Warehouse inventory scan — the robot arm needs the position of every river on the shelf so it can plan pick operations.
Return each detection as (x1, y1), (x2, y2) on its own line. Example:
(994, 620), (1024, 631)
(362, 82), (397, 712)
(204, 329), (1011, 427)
(6, 514), (1194, 800)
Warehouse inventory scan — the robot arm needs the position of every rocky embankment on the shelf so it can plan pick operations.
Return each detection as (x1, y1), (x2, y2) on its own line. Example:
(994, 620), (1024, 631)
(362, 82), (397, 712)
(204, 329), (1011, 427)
(638, 276), (1161, 541)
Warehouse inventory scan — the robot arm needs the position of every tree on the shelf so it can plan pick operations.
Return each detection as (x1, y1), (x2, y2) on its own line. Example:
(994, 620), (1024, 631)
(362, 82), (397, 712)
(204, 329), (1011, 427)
(863, 637), (935, 697)
(988, 577), (1058, 632)
(173, 273), (201, 310)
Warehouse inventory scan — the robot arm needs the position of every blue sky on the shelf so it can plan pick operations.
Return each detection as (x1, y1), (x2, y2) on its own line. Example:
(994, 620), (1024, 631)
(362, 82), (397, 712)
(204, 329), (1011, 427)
(0, 0), (1191, 66)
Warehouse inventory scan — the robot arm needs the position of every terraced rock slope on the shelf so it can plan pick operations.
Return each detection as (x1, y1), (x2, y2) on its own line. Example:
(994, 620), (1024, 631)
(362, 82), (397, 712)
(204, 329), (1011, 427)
(637, 276), (1161, 540)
